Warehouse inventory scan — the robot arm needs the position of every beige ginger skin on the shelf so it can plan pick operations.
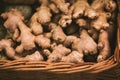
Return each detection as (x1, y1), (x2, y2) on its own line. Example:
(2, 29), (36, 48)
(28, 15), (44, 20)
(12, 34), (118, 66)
(63, 30), (98, 63)
(97, 30), (111, 62)
(1, 9), (51, 54)
(70, 0), (98, 19)
(0, 39), (20, 59)
(0, 0), (117, 63)
(47, 44), (71, 62)
(51, 0), (70, 14)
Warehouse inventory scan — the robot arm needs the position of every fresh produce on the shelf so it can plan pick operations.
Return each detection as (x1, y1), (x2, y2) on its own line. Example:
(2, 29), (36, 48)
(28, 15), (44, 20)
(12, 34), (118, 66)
(35, 35), (51, 49)
(72, 30), (98, 55)
(97, 30), (111, 62)
(69, 0), (98, 19)
(1, 9), (24, 41)
(76, 18), (88, 29)
(1, 9), (51, 54)
(47, 44), (71, 62)
(23, 51), (43, 61)
(105, 0), (116, 12)
(51, 0), (70, 14)
(0, 39), (20, 59)
(88, 28), (99, 41)
(61, 51), (84, 63)
(90, 0), (116, 31)
(30, 4), (52, 35)
(1, 9), (36, 53)
(58, 14), (72, 28)
(91, 0), (116, 12)
(36, 6), (52, 24)
(15, 20), (36, 53)
(48, 3), (59, 14)
(63, 36), (77, 47)
(30, 12), (43, 35)
(90, 11), (111, 31)
(52, 25), (66, 43)
(63, 30), (97, 63)
(0, 0), (117, 63)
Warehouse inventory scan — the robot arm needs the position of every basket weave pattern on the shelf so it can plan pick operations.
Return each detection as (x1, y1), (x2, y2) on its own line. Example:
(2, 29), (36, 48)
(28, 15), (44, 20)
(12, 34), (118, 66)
(0, 0), (120, 80)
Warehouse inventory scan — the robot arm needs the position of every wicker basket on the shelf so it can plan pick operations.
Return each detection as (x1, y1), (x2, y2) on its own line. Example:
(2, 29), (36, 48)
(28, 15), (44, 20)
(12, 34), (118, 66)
(0, 0), (120, 80)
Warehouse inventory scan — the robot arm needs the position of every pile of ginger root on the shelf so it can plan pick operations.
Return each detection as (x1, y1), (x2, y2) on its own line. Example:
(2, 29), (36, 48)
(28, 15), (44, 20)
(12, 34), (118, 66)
(0, 0), (117, 63)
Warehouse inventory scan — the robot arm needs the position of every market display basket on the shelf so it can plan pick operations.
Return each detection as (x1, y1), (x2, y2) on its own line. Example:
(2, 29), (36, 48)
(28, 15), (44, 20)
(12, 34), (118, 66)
(0, 0), (120, 80)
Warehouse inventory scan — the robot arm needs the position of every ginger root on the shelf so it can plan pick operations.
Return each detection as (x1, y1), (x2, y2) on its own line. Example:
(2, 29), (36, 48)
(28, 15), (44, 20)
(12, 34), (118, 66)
(97, 30), (111, 62)
(0, 0), (116, 63)
(37, 6), (52, 24)
(63, 30), (97, 63)
(2, 9), (51, 54)
(76, 18), (88, 29)
(1, 9), (24, 40)
(63, 36), (77, 47)
(58, 14), (72, 28)
(88, 28), (99, 41)
(24, 51), (43, 61)
(15, 21), (36, 53)
(30, 4), (52, 35)
(52, 25), (66, 43)
(70, 0), (98, 19)
(51, 0), (70, 14)
(0, 39), (20, 59)
(47, 44), (71, 62)
(91, 11), (111, 31)
(72, 30), (98, 55)
(105, 0), (116, 12)
(48, 3), (60, 14)
(1, 9), (24, 32)
(30, 13), (43, 35)
(91, 0), (116, 12)
(61, 51), (84, 63)
(35, 35), (51, 49)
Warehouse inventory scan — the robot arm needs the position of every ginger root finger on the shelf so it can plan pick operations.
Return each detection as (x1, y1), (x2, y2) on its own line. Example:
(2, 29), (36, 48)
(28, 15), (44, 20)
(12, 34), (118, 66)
(47, 44), (71, 62)
(61, 51), (84, 63)
(0, 39), (20, 59)
(97, 30), (111, 62)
